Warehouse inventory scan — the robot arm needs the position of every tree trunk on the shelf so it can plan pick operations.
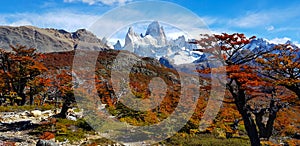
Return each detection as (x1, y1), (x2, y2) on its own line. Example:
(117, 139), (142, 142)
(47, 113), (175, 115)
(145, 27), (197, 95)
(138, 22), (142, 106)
(264, 99), (280, 139)
(238, 106), (261, 146)
(264, 111), (277, 139)
(59, 99), (71, 118)
(295, 89), (300, 100)
(254, 109), (267, 139)
(253, 93), (283, 141)
(29, 87), (34, 105)
(254, 111), (276, 140)
(286, 85), (300, 99)
(40, 93), (47, 106)
(231, 83), (261, 146)
(20, 93), (26, 106)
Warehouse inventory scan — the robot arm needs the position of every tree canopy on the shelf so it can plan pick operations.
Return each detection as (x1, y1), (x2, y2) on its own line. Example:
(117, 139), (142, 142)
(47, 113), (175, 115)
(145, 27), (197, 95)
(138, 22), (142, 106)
(193, 33), (295, 146)
(0, 45), (47, 105)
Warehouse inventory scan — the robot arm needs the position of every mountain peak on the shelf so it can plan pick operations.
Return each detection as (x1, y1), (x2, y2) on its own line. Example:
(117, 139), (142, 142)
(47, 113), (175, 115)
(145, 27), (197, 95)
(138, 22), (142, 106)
(145, 21), (167, 45)
(145, 21), (160, 35)
(113, 40), (122, 50)
(123, 21), (168, 49)
(285, 40), (293, 45)
(128, 26), (134, 34)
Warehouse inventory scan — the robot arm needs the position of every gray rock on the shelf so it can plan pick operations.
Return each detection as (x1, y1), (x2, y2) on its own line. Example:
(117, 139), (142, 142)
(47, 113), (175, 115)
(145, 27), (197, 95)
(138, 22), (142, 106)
(66, 115), (77, 121)
(41, 110), (53, 117)
(36, 139), (58, 146)
(20, 111), (30, 116)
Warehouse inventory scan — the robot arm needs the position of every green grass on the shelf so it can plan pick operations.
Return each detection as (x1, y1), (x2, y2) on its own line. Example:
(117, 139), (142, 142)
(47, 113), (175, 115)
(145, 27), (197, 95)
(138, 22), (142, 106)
(54, 118), (94, 143)
(159, 133), (251, 146)
(31, 118), (94, 144)
(31, 117), (250, 145)
(0, 104), (55, 112)
(1, 104), (250, 146)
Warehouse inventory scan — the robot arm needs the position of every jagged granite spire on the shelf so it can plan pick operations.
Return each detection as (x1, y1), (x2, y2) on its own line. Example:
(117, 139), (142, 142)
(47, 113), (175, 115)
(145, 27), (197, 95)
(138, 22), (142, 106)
(113, 40), (122, 50)
(145, 21), (167, 45)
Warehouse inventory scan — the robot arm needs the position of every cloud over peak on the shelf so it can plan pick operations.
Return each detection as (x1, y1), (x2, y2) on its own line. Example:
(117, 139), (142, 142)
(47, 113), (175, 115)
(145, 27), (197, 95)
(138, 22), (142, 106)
(63, 0), (132, 6)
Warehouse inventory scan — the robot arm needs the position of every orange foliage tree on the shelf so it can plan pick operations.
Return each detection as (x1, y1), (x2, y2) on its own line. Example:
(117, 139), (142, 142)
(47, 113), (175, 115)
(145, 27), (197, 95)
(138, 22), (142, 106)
(27, 76), (51, 105)
(257, 44), (300, 99)
(193, 33), (287, 145)
(0, 45), (48, 105)
(54, 70), (75, 118)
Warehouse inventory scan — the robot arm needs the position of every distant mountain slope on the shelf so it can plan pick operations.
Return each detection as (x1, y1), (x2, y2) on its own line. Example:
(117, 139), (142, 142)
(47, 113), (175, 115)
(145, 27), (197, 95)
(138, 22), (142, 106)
(0, 26), (107, 52)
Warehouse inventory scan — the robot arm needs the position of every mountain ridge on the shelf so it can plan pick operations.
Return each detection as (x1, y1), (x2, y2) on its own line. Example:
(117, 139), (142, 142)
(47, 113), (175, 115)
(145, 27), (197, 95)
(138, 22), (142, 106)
(0, 25), (107, 52)
(0, 23), (298, 64)
(114, 21), (299, 66)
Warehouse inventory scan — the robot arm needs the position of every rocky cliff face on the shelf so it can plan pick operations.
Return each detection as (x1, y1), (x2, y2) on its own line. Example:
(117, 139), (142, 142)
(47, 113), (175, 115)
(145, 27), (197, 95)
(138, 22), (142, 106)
(145, 21), (167, 46)
(123, 21), (168, 49)
(0, 26), (107, 52)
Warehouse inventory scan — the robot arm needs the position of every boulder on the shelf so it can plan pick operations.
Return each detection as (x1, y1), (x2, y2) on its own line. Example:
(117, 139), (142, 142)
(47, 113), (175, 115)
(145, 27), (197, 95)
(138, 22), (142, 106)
(66, 115), (77, 121)
(30, 110), (42, 117)
(36, 139), (58, 146)
(41, 110), (52, 115)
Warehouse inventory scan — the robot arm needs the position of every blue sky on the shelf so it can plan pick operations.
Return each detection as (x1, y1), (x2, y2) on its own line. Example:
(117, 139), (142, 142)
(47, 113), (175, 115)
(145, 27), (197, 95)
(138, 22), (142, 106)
(0, 0), (300, 45)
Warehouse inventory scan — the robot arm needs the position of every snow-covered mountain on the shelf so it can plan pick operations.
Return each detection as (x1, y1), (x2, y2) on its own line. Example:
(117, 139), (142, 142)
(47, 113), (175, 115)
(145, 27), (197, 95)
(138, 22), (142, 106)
(144, 21), (167, 46)
(113, 21), (298, 66)
(244, 38), (276, 52)
(114, 21), (201, 65)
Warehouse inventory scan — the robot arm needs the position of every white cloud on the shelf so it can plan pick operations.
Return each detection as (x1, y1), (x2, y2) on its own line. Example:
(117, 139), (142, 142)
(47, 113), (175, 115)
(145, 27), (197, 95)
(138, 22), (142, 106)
(1, 11), (100, 32)
(266, 25), (274, 31)
(166, 31), (186, 40)
(272, 27), (300, 32)
(10, 20), (32, 26)
(268, 37), (291, 44)
(1, 1), (213, 42)
(200, 16), (217, 26)
(263, 37), (300, 47)
(229, 12), (270, 28)
(228, 6), (300, 28)
(88, 1), (213, 42)
(63, 0), (132, 6)
(294, 41), (300, 47)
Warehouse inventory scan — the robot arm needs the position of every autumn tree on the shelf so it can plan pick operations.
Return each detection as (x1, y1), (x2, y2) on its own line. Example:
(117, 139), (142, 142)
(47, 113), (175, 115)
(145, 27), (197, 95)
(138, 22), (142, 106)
(27, 76), (51, 105)
(52, 70), (75, 118)
(95, 74), (116, 107)
(193, 33), (285, 145)
(0, 45), (47, 105)
(257, 44), (300, 99)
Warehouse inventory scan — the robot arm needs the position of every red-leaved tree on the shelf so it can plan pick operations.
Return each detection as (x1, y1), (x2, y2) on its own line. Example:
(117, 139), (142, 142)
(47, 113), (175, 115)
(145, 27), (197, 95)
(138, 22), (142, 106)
(193, 33), (286, 145)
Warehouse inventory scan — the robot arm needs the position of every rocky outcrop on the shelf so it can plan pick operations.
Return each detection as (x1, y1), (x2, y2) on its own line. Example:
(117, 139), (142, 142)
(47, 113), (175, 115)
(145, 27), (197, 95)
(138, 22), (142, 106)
(0, 110), (54, 124)
(0, 108), (84, 146)
(0, 26), (108, 52)
(0, 108), (83, 124)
